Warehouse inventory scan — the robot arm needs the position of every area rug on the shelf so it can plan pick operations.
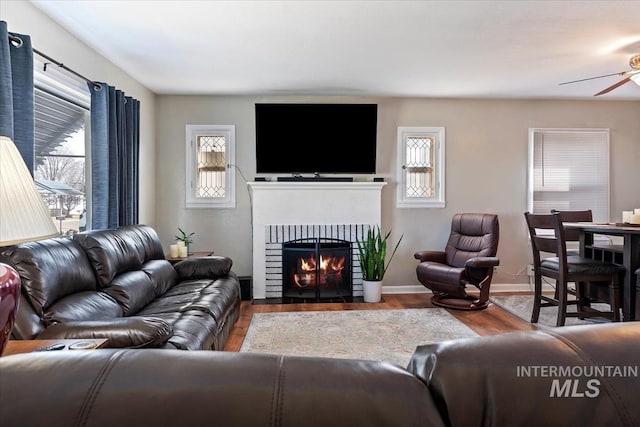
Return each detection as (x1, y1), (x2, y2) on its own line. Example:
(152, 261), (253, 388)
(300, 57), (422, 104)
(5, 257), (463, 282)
(239, 308), (479, 367)
(491, 295), (610, 329)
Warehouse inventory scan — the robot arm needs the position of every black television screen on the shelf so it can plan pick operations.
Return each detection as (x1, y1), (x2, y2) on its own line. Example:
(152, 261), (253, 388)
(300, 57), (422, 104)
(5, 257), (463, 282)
(255, 103), (377, 174)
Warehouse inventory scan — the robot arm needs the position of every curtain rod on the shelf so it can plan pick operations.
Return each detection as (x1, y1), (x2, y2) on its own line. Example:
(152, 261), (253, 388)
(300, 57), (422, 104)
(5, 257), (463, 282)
(8, 33), (101, 91)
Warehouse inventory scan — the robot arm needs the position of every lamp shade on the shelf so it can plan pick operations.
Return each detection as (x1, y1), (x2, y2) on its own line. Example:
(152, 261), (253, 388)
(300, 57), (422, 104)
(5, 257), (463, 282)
(631, 73), (640, 87)
(0, 135), (58, 246)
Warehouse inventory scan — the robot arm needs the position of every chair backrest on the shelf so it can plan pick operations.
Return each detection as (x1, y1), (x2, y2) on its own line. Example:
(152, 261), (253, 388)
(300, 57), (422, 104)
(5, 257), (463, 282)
(550, 209), (592, 242)
(445, 213), (499, 268)
(524, 212), (568, 269)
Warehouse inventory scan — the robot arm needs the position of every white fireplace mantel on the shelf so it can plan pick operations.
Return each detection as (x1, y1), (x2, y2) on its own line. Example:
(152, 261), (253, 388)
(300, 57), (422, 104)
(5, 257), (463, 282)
(248, 181), (386, 299)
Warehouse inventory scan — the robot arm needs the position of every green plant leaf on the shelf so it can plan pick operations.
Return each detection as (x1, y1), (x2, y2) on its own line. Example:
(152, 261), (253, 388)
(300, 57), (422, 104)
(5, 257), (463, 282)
(356, 226), (402, 281)
(175, 227), (195, 245)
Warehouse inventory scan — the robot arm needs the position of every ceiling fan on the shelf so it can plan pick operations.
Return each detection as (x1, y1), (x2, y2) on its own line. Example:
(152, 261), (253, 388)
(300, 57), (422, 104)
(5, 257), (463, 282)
(560, 54), (640, 96)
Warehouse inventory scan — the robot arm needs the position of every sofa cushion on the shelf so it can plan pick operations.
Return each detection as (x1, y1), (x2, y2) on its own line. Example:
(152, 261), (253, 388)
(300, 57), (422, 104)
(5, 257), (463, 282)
(103, 270), (158, 316)
(174, 256), (233, 280)
(42, 291), (123, 326)
(191, 276), (241, 322)
(140, 275), (240, 323)
(101, 260), (177, 315)
(74, 224), (165, 287)
(37, 316), (173, 348)
(137, 293), (200, 315)
(142, 259), (178, 296)
(162, 310), (219, 350)
(0, 238), (97, 314)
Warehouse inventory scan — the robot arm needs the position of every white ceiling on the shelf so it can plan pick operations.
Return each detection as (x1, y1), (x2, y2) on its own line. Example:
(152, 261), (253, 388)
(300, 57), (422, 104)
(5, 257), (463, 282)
(31, 0), (640, 100)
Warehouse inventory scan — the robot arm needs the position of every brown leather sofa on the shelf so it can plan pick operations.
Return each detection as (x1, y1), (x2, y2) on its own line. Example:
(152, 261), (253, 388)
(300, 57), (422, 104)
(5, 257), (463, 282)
(1, 322), (638, 426)
(0, 225), (241, 351)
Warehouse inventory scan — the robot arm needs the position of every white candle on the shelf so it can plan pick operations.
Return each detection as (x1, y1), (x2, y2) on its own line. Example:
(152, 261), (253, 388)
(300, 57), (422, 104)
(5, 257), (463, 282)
(630, 214), (640, 225)
(179, 245), (188, 258)
(623, 211), (633, 223)
(635, 208), (640, 215)
(169, 244), (179, 258)
(176, 240), (186, 248)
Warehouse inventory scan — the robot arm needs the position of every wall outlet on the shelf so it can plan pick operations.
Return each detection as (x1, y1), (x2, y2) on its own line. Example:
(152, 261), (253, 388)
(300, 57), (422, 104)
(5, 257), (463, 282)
(527, 264), (535, 276)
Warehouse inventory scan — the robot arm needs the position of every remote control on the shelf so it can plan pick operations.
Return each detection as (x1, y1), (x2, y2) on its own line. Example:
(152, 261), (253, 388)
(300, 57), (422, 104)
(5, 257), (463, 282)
(34, 343), (66, 352)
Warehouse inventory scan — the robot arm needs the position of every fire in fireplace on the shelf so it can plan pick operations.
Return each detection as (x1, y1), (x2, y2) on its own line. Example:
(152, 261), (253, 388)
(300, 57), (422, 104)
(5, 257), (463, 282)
(282, 238), (352, 301)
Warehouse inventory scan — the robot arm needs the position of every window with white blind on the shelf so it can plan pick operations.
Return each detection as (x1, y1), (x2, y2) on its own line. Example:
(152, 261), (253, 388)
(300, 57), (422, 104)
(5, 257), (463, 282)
(185, 124), (236, 208)
(527, 128), (609, 222)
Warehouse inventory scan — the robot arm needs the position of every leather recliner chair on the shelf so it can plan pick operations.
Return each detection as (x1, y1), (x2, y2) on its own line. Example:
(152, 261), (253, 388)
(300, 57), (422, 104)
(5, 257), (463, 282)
(414, 213), (499, 310)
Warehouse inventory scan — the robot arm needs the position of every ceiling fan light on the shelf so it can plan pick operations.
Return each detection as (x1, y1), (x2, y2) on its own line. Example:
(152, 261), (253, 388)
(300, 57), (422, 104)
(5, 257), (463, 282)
(630, 73), (640, 86)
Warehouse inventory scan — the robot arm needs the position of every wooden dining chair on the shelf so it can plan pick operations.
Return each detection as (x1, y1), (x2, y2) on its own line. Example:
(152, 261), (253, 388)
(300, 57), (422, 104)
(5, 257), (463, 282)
(524, 212), (624, 327)
(549, 209), (592, 304)
(550, 209), (592, 253)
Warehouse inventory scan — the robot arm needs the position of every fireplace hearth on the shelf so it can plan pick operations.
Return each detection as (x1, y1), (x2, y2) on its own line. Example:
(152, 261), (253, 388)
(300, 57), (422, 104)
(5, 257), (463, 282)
(282, 238), (352, 302)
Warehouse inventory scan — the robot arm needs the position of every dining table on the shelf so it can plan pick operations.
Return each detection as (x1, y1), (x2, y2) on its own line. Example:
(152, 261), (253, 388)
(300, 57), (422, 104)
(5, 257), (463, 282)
(563, 222), (640, 322)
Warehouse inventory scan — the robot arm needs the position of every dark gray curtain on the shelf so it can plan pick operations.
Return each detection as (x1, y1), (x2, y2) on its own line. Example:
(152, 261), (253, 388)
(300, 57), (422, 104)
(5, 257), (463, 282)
(89, 83), (140, 229)
(0, 21), (34, 173)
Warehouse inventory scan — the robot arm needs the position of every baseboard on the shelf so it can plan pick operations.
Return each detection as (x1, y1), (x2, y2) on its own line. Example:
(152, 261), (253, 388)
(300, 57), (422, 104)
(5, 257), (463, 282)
(381, 283), (553, 294)
(381, 285), (429, 294)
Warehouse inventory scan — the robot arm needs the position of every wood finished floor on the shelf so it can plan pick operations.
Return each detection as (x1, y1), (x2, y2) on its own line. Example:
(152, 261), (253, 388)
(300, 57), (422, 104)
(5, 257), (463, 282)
(223, 292), (538, 352)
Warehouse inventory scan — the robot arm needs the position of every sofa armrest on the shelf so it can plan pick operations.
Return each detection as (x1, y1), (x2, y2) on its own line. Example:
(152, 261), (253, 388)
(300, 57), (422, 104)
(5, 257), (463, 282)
(407, 323), (640, 427)
(35, 317), (173, 348)
(465, 257), (500, 269)
(414, 251), (447, 263)
(173, 256), (233, 280)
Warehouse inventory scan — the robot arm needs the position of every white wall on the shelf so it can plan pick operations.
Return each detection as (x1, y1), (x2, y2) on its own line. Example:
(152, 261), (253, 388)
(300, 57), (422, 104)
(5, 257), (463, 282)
(155, 95), (640, 288)
(2, 2), (157, 227)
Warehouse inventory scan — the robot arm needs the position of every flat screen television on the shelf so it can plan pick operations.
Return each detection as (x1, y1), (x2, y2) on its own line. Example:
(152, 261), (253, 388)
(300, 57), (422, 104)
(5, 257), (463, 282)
(255, 103), (377, 174)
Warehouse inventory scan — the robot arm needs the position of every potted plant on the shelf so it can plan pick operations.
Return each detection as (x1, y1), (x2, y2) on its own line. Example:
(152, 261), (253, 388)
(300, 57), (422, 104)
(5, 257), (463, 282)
(175, 227), (195, 255)
(356, 226), (403, 303)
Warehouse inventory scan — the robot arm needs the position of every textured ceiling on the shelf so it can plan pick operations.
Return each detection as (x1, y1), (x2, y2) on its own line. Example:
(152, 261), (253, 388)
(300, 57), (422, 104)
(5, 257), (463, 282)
(31, 0), (640, 100)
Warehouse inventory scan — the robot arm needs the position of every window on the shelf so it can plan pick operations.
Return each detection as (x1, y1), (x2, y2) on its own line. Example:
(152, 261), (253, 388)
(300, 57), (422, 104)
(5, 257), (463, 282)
(396, 126), (445, 208)
(527, 128), (609, 221)
(185, 125), (236, 208)
(33, 57), (90, 236)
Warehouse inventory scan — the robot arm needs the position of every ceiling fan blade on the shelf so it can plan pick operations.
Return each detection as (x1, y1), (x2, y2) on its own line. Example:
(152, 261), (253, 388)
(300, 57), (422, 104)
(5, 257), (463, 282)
(594, 76), (632, 96)
(559, 71), (627, 86)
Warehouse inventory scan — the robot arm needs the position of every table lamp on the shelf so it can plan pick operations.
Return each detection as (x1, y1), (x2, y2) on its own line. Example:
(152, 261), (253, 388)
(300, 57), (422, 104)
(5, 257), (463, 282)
(0, 135), (58, 355)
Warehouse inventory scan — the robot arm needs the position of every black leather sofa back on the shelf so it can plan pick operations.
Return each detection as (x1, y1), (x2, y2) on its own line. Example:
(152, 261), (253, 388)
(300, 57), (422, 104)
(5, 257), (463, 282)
(0, 350), (444, 427)
(74, 224), (167, 286)
(1, 238), (123, 338)
(75, 225), (178, 315)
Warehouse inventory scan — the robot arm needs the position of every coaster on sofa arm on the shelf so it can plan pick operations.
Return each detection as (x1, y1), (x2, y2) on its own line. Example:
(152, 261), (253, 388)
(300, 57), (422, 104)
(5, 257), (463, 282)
(68, 341), (98, 350)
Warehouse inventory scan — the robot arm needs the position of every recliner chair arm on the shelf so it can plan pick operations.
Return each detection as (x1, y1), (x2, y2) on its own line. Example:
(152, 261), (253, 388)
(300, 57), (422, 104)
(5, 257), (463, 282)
(414, 250), (447, 263)
(465, 257), (500, 269)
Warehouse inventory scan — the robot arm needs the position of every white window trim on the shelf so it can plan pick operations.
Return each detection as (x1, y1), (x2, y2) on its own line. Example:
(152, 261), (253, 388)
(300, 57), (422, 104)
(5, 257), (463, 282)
(396, 126), (446, 208)
(185, 124), (236, 208)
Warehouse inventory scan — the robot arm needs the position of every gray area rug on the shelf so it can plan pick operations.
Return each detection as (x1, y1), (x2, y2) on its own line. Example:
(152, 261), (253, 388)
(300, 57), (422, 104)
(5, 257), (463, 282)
(491, 294), (610, 329)
(240, 308), (479, 367)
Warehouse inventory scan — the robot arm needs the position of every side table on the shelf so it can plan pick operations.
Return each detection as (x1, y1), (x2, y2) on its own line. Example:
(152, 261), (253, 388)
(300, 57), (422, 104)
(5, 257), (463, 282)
(2, 338), (109, 357)
(165, 250), (214, 265)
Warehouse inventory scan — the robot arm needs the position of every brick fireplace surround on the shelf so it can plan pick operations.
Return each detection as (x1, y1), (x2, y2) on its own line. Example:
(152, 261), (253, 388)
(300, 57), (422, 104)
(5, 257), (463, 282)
(248, 181), (386, 300)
